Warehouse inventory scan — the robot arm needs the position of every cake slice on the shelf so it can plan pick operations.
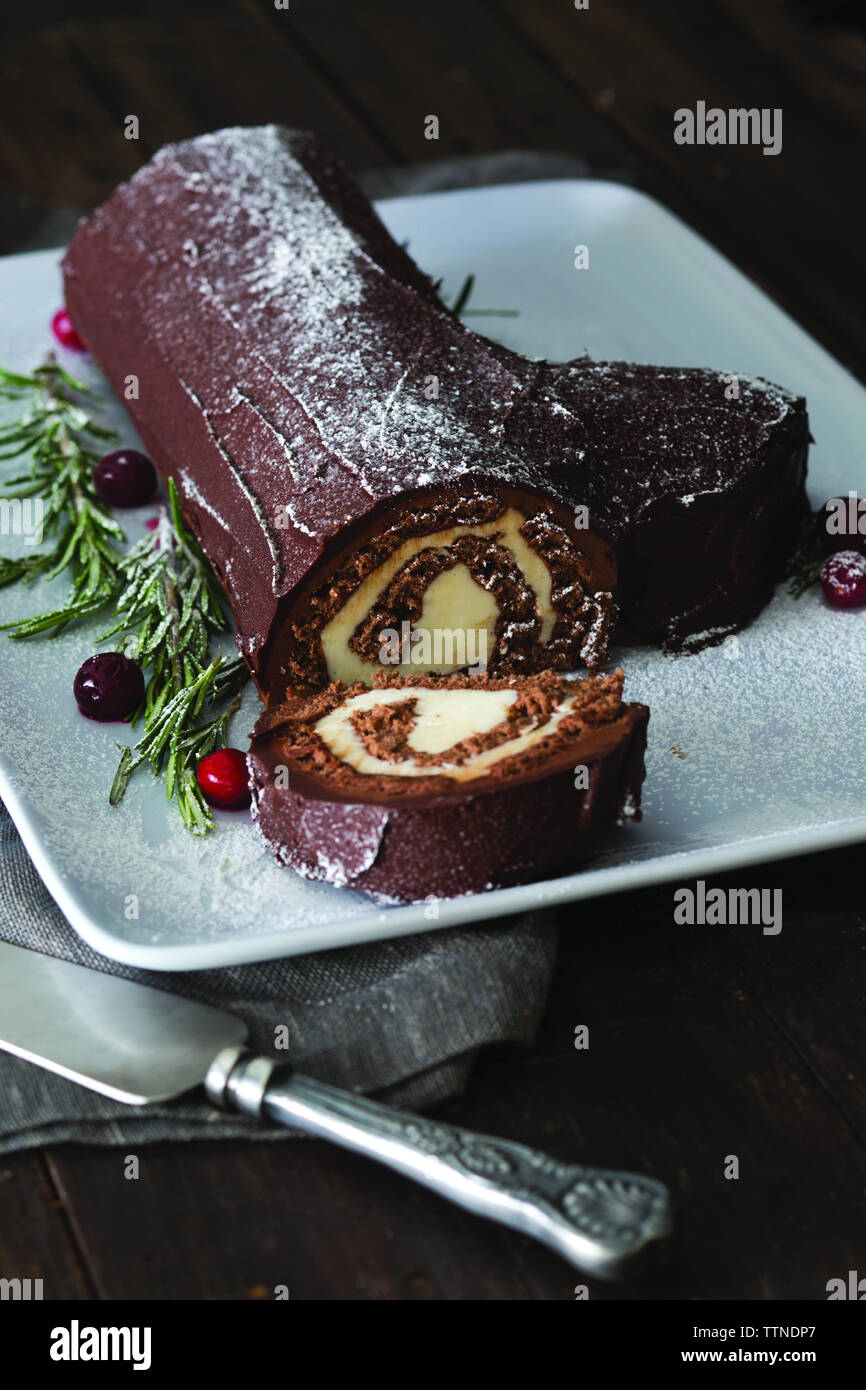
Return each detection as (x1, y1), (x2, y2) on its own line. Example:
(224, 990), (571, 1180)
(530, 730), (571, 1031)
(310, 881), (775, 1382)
(248, 669), (648, 903)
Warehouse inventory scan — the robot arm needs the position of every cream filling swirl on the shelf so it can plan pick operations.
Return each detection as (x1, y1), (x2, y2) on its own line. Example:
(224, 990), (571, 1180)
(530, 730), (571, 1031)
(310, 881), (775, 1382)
(319, 508), (555, 685)
(314, 685), (577, 782)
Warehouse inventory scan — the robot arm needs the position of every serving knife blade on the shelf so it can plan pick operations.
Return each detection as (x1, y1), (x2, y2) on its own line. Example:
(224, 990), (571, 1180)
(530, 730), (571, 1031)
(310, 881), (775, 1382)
(0, 939), (672, 1278)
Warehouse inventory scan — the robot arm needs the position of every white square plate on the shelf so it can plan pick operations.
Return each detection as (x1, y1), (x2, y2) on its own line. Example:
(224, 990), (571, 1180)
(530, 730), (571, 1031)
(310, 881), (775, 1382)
(1, 180), (864, 970)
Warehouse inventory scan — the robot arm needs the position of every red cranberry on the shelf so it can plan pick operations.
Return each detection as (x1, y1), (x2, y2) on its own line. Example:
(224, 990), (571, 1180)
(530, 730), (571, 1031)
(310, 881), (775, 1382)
(197, 748), (250, 809)
(820, 550), (866, 609)
(51, 308), (86, 352)
(93, 449), (157, 508)
(74, 652), (145, 722)
(816, 495), (866, 555)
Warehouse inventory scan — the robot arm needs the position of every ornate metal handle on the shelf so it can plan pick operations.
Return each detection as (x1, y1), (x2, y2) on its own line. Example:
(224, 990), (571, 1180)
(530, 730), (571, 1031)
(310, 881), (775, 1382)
(205, 1047), (672, 1278)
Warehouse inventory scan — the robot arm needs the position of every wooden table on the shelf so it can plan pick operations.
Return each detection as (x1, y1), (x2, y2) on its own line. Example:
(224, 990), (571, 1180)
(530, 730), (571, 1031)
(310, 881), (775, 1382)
(1, 0), (864, 1300)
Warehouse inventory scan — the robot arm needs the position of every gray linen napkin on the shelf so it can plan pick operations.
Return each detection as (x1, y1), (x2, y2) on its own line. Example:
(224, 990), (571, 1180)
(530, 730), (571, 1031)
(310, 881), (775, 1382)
(0, 151), (589, 1152)
(0, 802), (557, 1152)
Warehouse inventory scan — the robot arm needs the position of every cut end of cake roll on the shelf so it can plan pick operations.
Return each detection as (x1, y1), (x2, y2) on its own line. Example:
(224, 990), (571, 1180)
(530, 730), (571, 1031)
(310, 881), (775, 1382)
(248, 668), (649, 903)
(261, 490), (618, 694)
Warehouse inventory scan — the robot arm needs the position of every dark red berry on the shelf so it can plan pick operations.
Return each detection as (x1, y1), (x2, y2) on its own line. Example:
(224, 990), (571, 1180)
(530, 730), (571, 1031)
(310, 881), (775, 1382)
(51, 308), (86, 352)
(74, 652), (145, 722)
(197, 748), (250, 809)
(816, 495), (866, 555)
(820, 550), (866, 609)
(93, 449), (157, 508)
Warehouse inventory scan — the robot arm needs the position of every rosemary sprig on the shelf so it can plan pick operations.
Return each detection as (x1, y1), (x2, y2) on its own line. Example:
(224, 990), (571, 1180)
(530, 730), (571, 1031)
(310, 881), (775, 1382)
(104, 479), (249, 834)
(450, 272), (519, 318)
(451, 272), (476, 315)
(786, 511), (825, 598)
(0, 356), (249, 833)
(0, 355), (124, 636)
(787, 547), (825, 599)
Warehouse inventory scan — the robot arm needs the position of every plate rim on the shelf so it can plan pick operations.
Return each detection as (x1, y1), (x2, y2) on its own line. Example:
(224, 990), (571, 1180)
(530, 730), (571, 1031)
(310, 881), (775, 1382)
(4, 748), (865, 970)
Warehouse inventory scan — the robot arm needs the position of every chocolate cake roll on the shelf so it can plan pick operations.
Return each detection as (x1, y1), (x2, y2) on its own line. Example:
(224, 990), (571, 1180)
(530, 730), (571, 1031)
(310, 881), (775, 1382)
(62, 124), (810, 701)
(248, 670), (648, 903)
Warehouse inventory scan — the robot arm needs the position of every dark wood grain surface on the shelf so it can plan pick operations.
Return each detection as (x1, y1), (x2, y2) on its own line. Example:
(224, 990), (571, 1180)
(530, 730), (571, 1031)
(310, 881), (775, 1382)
(1, 0), (864, 1301)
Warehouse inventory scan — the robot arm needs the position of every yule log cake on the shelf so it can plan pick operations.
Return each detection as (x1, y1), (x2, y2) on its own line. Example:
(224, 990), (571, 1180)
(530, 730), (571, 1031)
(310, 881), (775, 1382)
(248, 670), (648, 902)
(62, 125), (811, 696)
(61, 125), (811, 900)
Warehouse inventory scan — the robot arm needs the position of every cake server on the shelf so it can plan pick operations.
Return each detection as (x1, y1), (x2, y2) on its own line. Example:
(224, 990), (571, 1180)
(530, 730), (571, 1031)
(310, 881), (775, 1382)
(0, 939), (671, 1278)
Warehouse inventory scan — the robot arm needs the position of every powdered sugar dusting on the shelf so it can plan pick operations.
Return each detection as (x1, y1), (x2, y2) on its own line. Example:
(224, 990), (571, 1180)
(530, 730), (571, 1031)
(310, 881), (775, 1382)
(178, 468), (231, 531)
(98, 127), (582, 515)
(554, 358), (802, 528)
(179, 375), (284, 589)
